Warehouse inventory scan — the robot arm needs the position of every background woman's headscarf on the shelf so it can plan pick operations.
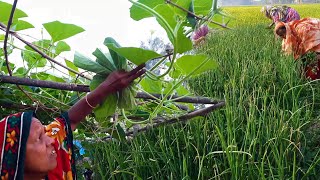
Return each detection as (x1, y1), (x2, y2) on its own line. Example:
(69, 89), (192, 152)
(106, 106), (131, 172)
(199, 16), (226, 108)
(0, 112), (33, 180)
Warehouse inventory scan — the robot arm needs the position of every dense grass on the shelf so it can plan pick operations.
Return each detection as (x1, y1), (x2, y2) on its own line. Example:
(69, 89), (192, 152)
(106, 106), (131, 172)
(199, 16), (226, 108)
(80, 5), (320, 180)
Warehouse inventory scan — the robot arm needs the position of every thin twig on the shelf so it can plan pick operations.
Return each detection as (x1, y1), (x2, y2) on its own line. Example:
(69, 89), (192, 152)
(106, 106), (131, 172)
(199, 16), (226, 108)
(101, 101), (225, 140)
(0, 22), (91, 80)
(125, 101), (225, 136)
(3, 0), (17, 76)
(165, 0), (231, 30)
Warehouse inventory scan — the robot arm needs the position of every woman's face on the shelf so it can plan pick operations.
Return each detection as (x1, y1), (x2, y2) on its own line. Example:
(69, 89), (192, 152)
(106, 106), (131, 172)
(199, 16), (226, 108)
(24, 118), (57, 174)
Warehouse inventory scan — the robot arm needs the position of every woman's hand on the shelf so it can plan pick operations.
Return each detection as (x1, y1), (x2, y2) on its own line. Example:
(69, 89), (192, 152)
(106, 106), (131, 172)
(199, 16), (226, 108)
(68, 63), (146, 130)
(98, 63), (146, 95)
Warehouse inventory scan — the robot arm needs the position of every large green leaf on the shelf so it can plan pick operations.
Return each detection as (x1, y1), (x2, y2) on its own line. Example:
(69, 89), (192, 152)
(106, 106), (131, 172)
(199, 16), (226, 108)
(105, 44), (161, 65)
(140, 77), (162, 94)
(55, 41), (71, 55)
(92, 48), (116, 71)
(176, 24), (192, 54)
(174, 0), (192, 17)
(43, 21), (85, 42)
(194, 0), (213, 15)
(174, 54), (218, 76)
(129, 0), (164, 21)
(0, 2), (28, 22)
(73, 51), (111, 75)
(8, 20), (34, 31)
(103, 37), (127, 70)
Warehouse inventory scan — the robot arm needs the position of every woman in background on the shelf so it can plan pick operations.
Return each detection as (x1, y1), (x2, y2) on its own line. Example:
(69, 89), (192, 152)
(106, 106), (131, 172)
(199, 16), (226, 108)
(275, 18), (320, 80)
(261, 5), (300, 28)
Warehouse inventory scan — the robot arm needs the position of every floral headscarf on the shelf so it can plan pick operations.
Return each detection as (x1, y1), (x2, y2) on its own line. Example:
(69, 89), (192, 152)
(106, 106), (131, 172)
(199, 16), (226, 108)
(0, 112), (33, 180)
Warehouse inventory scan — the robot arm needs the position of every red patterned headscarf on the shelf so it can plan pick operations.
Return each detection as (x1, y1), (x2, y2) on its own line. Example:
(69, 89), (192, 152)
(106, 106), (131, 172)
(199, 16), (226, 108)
(0, 112), (33, 180)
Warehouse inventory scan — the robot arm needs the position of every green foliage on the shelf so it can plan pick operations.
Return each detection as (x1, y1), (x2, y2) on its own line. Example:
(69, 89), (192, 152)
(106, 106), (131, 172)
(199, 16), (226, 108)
(105, 45), (162, 65)
(0, 1), (27, 22)
(43, 21), (85, 42)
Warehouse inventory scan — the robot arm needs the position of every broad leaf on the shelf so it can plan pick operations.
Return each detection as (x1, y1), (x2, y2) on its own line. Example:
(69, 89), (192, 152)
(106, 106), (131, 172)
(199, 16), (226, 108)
(129, 0), (164, 21)
(90, 74), (117, 117)
(43, 21), (85, 42)
(176, 85), (189, 96)
(174, 55), (218, 76)
(105, 45), (161, 65)
(103, 37), (126, 70)
(176, 25), (192, 53)
(11, 20), (34, 31)
(194, 0), (213, 15)
(0, 34), (4, 41)
(55, 41), (71, 55)
(140, 77), (162, 94)
(0, 2), (28, 22)
(94, 94), (117, 118)
(65, 59), (79, 77)
(74, 51), (111, 75)
(13, 67), (27, 77)
(92, 48), (116, 71)
(174, 0), (192, 17)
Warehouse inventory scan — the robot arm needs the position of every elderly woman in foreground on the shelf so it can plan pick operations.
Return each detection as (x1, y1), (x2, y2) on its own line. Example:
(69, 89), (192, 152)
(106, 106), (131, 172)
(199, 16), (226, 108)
(261, 5), (300, 28)
(275, 18), (320, 80)
(0, 64), (145, 179)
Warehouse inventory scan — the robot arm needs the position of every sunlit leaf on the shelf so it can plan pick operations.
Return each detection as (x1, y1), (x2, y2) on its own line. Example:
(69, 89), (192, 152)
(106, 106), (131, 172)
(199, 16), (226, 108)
(129, 0), (164, 21)
(105, 44), (161, 65)
(0, 2), (28, 22)
(194, 0), (213, 15)
(140, 76), (162, 94)
(176, 85), (189, 96)
(11, 20), (34, 31)
(65, 59), (79, 77)
(174, 55), (218, 76)
(174, 0), (192, 17)
(55, 41), (71, 55)
(43, 21), (85, 42)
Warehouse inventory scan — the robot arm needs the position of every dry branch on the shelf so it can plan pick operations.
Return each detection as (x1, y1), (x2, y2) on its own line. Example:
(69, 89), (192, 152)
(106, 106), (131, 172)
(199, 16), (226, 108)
(0, 75), (220, 104)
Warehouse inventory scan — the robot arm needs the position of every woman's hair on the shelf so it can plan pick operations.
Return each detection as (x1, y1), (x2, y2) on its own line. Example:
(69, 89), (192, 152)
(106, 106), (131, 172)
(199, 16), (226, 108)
(261, 5), (272, 18)
(275, 23), (287, 39)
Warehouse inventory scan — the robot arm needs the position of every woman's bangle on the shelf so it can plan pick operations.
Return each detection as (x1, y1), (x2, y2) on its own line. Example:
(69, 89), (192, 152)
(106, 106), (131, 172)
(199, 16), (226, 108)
(85, 94), (97, 109)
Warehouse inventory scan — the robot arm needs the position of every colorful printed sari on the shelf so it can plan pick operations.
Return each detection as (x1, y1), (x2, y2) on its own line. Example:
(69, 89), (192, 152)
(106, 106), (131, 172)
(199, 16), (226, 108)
(0, 112), (76, 180)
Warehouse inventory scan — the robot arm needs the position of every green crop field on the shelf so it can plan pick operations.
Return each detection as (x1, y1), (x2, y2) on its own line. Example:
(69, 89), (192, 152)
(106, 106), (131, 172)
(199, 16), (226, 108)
(82, 4), (320, 179)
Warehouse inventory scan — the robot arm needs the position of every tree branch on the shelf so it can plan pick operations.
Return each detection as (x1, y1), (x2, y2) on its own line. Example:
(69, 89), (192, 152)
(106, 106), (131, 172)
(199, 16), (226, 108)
(0, 75), (220, 104)
(3, 0), (18, 76)
(165, 0), (232, 30)
(101, 101), (225, 140)
(0, 22), (91, 80)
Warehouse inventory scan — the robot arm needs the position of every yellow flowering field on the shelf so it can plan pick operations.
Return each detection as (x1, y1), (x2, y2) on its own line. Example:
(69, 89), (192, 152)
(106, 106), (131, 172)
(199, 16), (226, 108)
(224, 4), (320, 27)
